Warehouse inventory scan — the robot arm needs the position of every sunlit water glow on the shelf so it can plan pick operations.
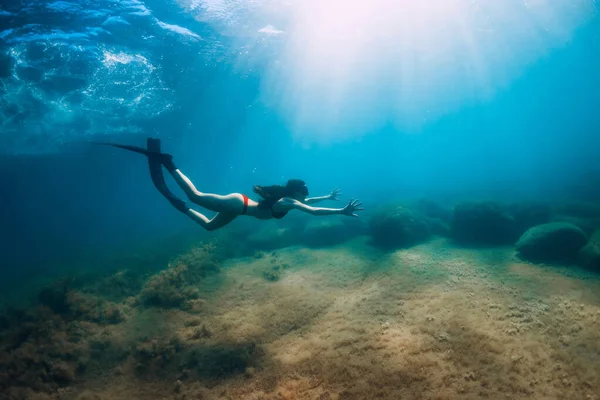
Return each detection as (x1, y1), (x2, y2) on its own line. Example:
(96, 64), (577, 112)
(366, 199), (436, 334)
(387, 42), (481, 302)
(178, 0), (599, 143)
(0, 0), (597, 153)
(249, 0), (597, 144)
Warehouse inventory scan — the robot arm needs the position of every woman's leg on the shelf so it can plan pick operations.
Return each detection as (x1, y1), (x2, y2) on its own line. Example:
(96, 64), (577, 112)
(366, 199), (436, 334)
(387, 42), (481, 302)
(96, 138), (243, 223)
(168, 168), (245, 214)
(145, 139), (244, 214)
(148, 155), (238, 231)
(186, 210), (238, 231)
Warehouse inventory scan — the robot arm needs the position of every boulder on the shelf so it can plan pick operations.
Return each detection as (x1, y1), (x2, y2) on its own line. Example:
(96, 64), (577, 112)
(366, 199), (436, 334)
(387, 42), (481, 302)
(578, 230), (600, 272)
(450, 202), (517, 245)
(368, 206), (431, 249)
(551, 215), (597, 237)
(516, 222), (588, 264)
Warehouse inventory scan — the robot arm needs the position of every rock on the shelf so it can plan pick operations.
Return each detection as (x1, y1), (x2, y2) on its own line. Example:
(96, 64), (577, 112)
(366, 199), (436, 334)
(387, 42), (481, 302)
(301, 218), (366, 248)
(451, 202), (517, 245)
(368, 206), (431, 249)
(138, 264), (202, 308)
(516, 222), (588, 263)
(551, 215), (597, 237)
(578, 230), (600, 272)
(36, 283), (124, 324)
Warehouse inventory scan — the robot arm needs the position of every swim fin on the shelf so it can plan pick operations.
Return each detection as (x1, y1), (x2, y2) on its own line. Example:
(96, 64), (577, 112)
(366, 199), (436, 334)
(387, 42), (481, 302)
(91, 140), (152, 156)
(94, 138), (187, 214)
(146, 138), (188, 214)
(92, 138), (177, 171)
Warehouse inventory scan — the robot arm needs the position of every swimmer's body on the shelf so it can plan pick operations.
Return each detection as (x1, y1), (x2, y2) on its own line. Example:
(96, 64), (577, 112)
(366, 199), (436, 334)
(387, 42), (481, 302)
(97, 138), (363, 231)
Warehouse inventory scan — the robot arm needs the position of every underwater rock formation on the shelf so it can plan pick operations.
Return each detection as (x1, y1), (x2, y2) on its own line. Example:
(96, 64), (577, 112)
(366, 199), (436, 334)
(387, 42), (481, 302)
(578, 230), (600, 272)
(37, 279), (125, 324)
(138, 265), (202, 309)
(411, 199), (452, 237)
(516, 222), (588, 264)
(0, 239), (235, 397)
(450, 202), (518, 246)
(368, 206), (431, 249)
(138, 244), (221, 309)
(551, 214), (597, 237)
(0, 292), (126, 398)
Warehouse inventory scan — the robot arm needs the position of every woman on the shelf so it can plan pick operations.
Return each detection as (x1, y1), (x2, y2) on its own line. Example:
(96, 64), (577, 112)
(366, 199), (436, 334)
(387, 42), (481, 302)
(98, 138), (364, 231)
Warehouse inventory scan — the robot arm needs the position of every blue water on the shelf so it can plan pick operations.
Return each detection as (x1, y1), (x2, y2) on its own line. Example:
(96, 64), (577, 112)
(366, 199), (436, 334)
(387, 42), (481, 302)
(1, 0), (600, 289)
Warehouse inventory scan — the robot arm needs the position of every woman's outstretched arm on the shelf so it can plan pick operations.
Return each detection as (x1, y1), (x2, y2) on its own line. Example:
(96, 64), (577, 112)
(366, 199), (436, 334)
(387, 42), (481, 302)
(305, 188), (342, 205)
(279, 197), (363, 217)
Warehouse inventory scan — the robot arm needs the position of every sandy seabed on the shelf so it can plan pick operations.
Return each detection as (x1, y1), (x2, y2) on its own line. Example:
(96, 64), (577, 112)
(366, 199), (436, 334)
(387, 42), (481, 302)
(8, 236), (600, 400)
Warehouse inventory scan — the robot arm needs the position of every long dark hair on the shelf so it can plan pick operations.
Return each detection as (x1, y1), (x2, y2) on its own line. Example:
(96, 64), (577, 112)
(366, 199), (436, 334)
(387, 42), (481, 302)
(253, 179), (308, 208)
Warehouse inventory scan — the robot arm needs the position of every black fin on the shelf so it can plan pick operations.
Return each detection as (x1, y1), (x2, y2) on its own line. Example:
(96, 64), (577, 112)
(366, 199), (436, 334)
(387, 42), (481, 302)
(94, 138), (187, 213)
(147, 138), (168, 195)
(146, 137), (161, 153)
(146, 138), (188, 214)
(91, 140), (153, 156)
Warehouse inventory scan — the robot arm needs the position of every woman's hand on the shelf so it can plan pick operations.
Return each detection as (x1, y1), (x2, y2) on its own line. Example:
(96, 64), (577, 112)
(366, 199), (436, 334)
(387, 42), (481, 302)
(328, 188), (343, 201)
(341, 199), (364, 217)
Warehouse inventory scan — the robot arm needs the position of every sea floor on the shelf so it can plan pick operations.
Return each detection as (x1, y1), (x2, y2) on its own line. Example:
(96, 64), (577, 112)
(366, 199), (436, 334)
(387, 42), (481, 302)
(3, 236), (600, 400)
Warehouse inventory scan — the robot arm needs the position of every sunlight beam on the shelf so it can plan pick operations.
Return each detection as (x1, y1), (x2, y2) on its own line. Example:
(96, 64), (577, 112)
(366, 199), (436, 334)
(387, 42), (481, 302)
(256, 0), (597, 144)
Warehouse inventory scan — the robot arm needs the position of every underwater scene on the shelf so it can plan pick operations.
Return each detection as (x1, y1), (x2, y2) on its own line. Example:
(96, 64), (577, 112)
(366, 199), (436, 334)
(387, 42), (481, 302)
(2, 0), (600, 399)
